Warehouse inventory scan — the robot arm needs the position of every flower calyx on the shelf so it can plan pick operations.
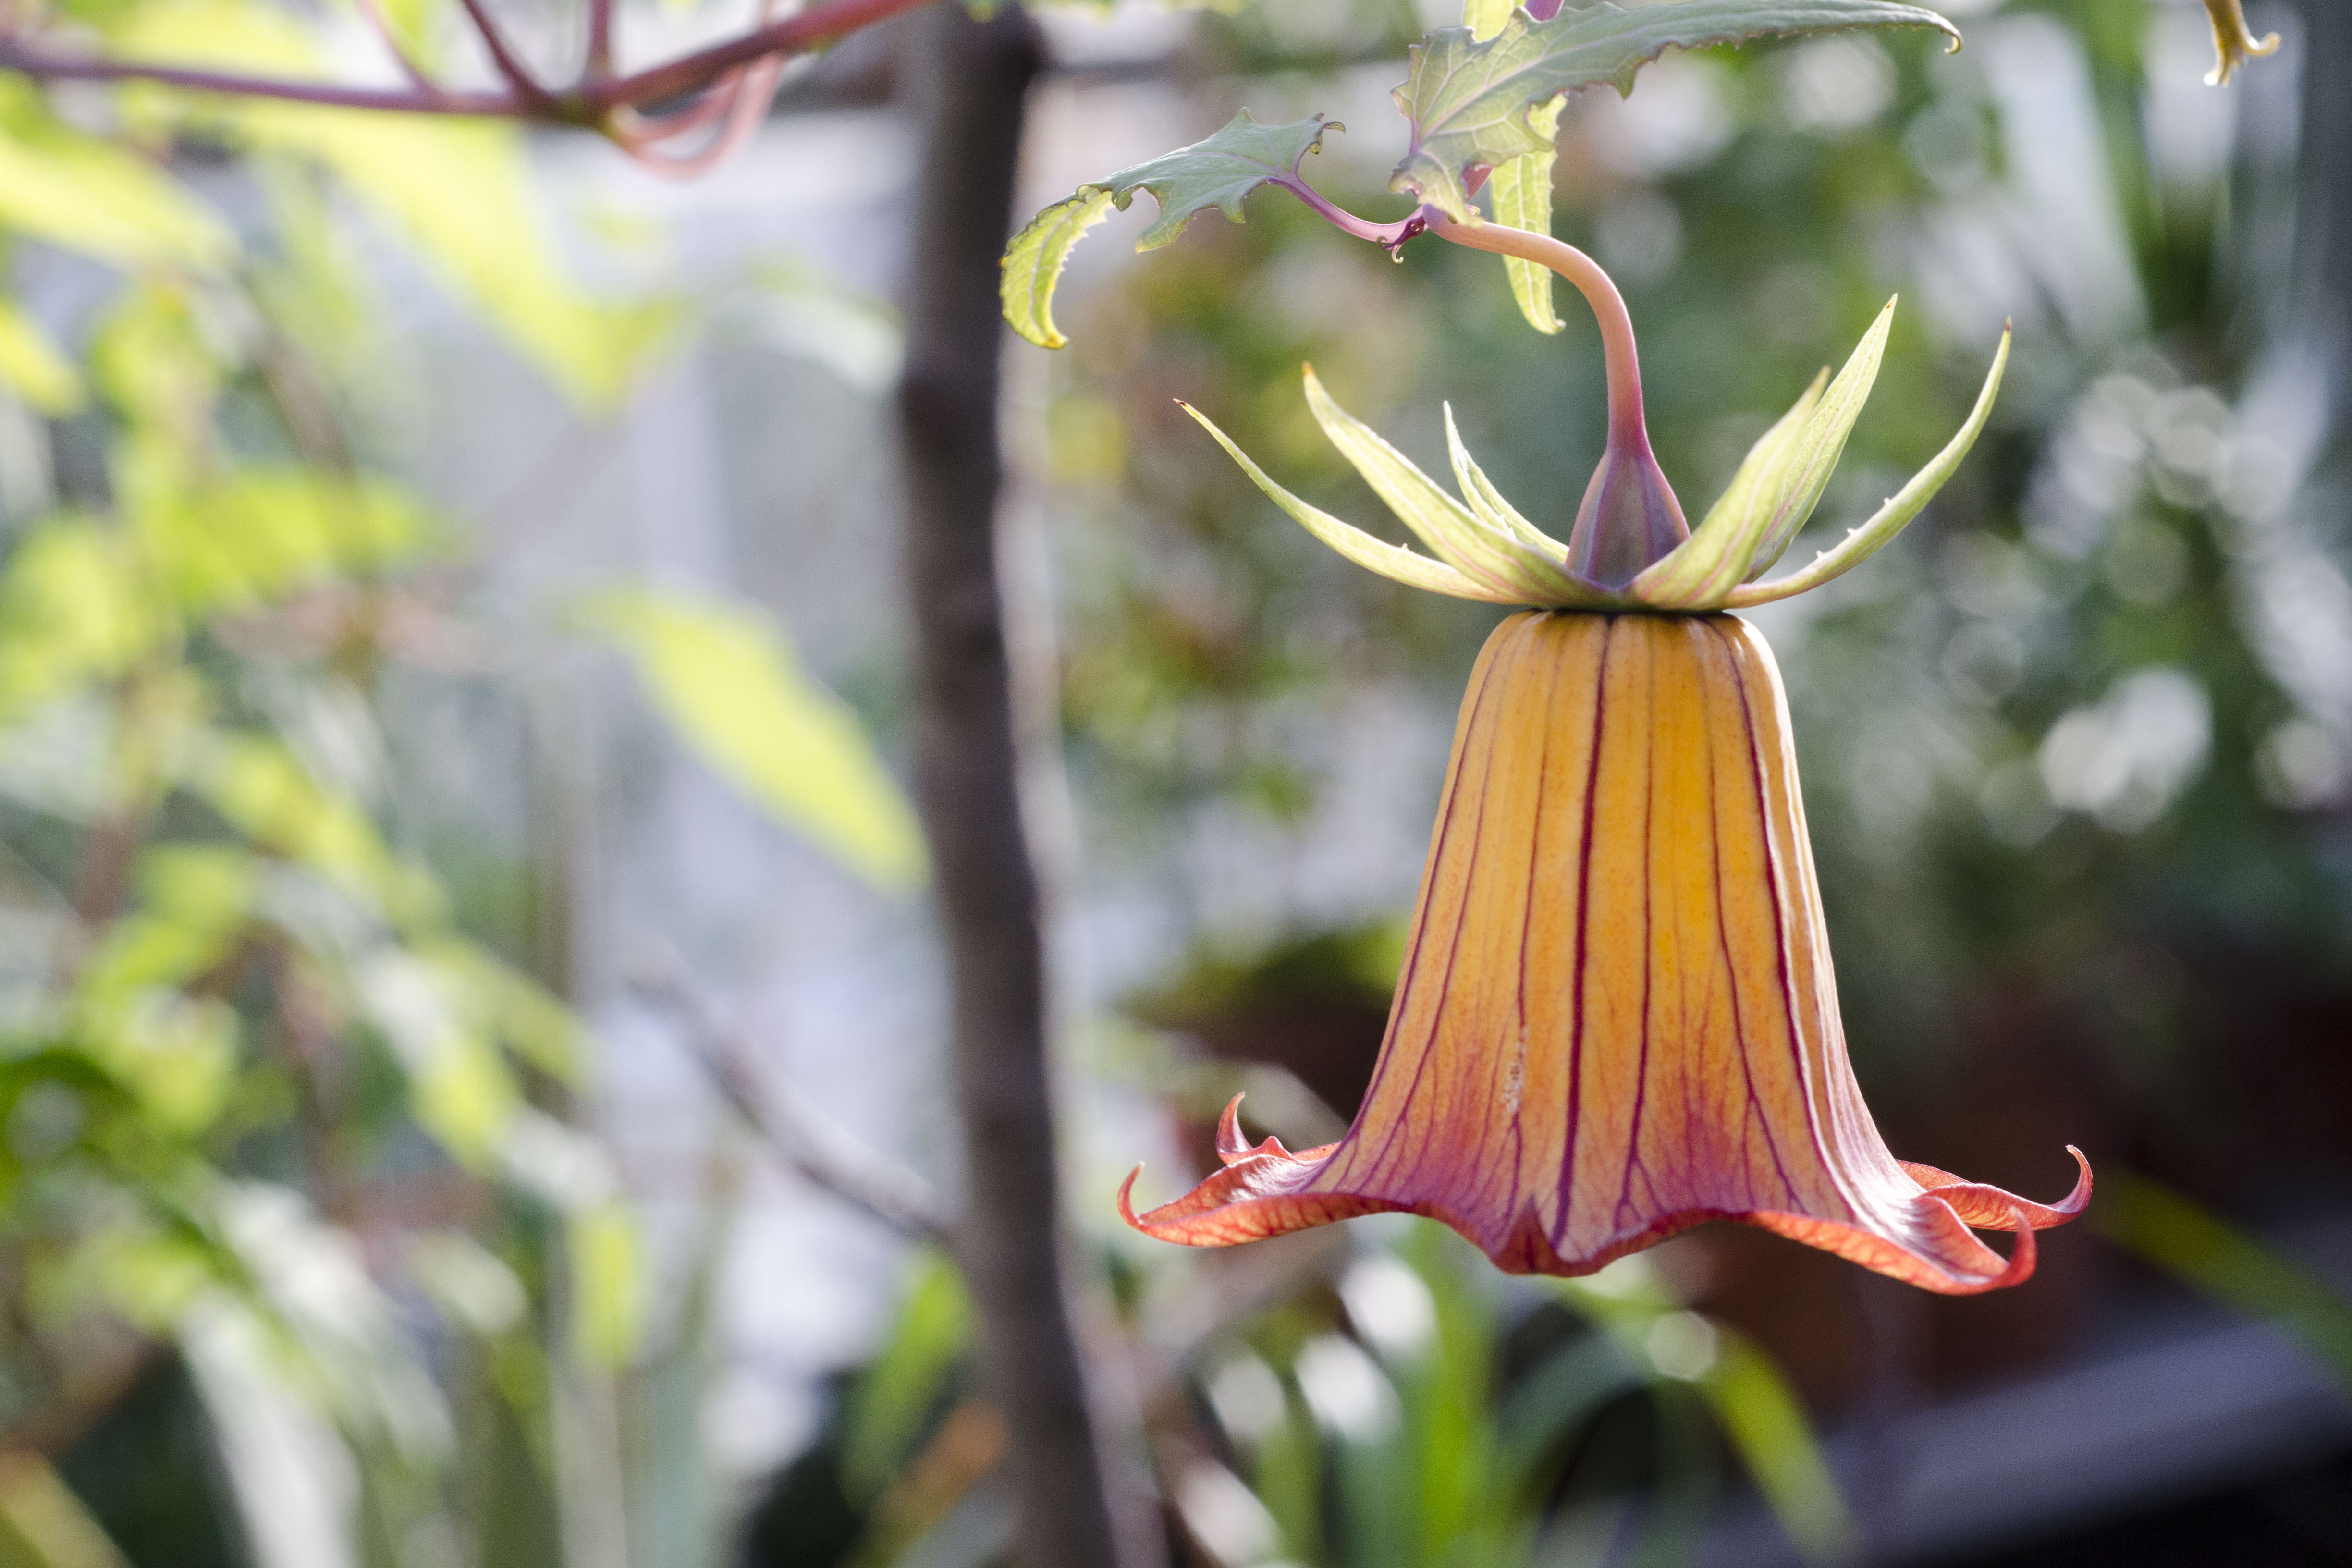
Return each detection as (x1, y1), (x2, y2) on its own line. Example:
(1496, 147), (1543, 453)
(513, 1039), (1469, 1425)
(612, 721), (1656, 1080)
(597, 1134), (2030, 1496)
(1187, 221), (2008, 614)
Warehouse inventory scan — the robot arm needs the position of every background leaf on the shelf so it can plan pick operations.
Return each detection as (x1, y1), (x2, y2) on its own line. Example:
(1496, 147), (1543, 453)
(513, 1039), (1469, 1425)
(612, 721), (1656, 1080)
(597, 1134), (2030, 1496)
(576, 587), (928, 893)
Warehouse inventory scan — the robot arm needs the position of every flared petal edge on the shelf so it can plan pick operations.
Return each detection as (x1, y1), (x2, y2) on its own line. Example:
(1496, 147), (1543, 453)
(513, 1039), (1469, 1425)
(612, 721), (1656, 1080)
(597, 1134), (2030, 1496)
(1121, 1107), (2091, 1297)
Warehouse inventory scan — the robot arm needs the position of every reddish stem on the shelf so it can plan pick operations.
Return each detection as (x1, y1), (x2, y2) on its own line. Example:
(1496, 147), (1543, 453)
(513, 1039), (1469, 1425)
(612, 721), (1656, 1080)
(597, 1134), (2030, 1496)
(456, 0), (556, 107)
(586, 0), (929, 111)
(0, 0), (936, 123)
(351, 0), (438, 91)
(1429, 215), (1647, 452)
(587, 0), (615, 80)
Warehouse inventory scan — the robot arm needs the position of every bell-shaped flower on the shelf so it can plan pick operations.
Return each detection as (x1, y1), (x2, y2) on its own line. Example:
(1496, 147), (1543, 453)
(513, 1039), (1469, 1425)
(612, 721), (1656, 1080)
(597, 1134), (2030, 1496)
(1127, 220), (2087, 1292)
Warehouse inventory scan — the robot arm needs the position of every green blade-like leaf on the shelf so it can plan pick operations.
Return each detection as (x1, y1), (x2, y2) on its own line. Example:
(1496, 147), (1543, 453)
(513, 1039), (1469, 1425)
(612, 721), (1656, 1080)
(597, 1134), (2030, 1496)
(1487, 122), (1562, 334)
(1630, 367), (1825, 608)
(1391, 1), (1961, 220)
(576, 588), (929, 892)
(1441, 403), (1568, 557)
(0, 300), (84, 415)
(842, 1249), (972, 1501)
(1727, 324), (2007, 607)
(1001, 188), (1115, 349)
(2090, 1169), (2352, 1392)
(998, 111), (1336, 348)
(1304, 367), (1592, 603)
(1698, 1334), (1858, 1566)
(0, 122), (234, 272)
(1181, 401), (1518, 604)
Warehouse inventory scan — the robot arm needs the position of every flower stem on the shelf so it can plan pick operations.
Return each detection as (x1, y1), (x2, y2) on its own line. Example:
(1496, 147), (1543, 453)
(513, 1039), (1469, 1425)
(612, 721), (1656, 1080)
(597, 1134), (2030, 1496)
(1428, 215), (1649, 456)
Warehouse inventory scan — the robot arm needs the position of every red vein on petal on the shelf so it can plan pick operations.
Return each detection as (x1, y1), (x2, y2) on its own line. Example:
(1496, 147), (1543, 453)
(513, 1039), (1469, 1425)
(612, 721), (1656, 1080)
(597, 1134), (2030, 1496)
(1563, 617), (1616, 1245)
(1617, 631), (1658, 1231)
(1707, 622), (1799, 1211)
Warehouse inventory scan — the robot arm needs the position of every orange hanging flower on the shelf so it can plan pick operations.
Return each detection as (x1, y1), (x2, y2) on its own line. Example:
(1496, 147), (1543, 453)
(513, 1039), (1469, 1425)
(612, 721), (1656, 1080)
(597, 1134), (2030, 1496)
(1124, 221), (2088, 1293)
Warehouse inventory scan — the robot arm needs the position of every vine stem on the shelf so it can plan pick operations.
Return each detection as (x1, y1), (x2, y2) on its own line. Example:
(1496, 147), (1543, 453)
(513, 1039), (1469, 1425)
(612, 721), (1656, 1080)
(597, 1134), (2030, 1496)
(0, 0), (936, 123)
(1427, 213), (1650, 454)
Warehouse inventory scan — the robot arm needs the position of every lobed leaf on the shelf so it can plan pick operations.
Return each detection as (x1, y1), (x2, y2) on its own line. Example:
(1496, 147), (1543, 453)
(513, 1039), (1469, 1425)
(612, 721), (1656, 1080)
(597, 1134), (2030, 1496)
(1000, 111), (1336, 349)
(1630, 367), (1825, 608)
(1727, 324), (2008, 607)
(1179, 401), (1517, 605)
(1390, 1), (1960, 220)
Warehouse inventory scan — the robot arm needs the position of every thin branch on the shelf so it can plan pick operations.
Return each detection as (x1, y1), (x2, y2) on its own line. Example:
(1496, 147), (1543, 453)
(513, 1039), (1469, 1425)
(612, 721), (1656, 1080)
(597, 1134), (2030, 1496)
(582, 0), (932, 111)
(630, 963), (954, 1248)
(0, 44), (522, 115)
(0, 0), (939, 125)
(586, 0), (615, 81)
(350, 0), (440, 92)
(454, 0), (556, 107)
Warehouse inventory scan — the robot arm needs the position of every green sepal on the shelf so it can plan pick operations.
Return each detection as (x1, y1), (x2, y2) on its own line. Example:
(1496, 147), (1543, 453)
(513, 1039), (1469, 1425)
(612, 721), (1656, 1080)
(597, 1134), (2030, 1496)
(1179, 401), (1518, 605)
(1000, 188), (1114, 350)
(1744, 296), (1896, 576)
(1442, 404), (1570, 560)
(1629, 367), (1825, 609)
(1000, 111), (1338, 349)
(1390, 1), (1961, 221)
(1726, 325), (2008, 607)
(1303, 366), (1589, 603)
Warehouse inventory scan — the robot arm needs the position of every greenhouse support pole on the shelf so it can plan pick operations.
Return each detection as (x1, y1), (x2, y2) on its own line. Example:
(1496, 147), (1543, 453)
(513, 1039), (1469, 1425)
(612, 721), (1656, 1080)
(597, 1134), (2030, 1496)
(895, 9), (1136, 1568)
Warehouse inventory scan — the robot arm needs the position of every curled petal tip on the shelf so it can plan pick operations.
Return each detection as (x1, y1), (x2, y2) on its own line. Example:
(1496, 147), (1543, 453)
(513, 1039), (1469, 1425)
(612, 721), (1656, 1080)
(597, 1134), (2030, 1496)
(2058, 1145), (2095, 1216)
(1215, 1095), (1251, 1163)
(1984, 1204), (2037, 1290)
(1117, 1164), (1147, 1228)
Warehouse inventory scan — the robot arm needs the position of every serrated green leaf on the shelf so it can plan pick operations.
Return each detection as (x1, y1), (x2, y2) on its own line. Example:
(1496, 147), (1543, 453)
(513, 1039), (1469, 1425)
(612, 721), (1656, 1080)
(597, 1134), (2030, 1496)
(1303, 366), (1588, 603)
(1390, 1), (1960, 220)
(1630, 367), (1825, 608)
(1002, 188), (1114, 349)
(1179, 401), (1516, 605)
(1489, 147), (1560, 334)
(1727, 324), (2007, 607)
(1108, 110), (1338, 249)
(575, 588), (927, 892)
(999, 111), (1335, 347)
